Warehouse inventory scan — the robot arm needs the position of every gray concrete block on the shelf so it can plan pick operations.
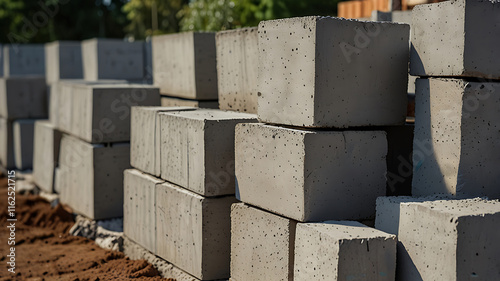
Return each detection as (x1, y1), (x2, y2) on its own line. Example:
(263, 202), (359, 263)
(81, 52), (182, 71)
(13, 119), (36, 170)
(371, 11), (392, 21)
(160, 96), (219, 109)
(45, 41), (83, 85)
(0, 118), (14, 169)
(33, 120), (62, 193)
(156, 181), (236, 280)
(0, 76), (47, 119)
(159, 109), (257, 196)
(152, 32), (218, 100)
(294, 221), (396, 280)
(216, 27), (258, 113)
(413, 78), (500, 199)
(3, 44), (45, 76)
(130, 106), (195, 177)
(82, 38), (145, 81)
(0, 44), (3, 77)
(410, 0), (500, 78)
(385, 125), (413, 196)
(123, 169), (164, 253)
(231, 203), (296, 281)
(143, 40), (153, 84)
(235, 123), (387, 222)
(58, 134), (130, 219)
(397, 198), (500, 281)
(257, 16), (409, 128)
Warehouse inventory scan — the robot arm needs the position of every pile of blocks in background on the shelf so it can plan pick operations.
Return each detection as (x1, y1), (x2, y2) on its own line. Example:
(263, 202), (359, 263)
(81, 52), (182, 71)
(0, 44), (46, 173)
(124, 30), (259, 280)
(375, 0), (500, 280)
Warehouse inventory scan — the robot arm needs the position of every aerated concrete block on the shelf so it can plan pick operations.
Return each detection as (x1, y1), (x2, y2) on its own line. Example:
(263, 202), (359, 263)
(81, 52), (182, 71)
(58, 134), (130, 219)
(216, 27), (258, 113)
(130, 106), (195, 177)
(0, 118), (14, 169)
(294, 221), (396, 281)
(82, 38), (144, 81)
(410, 0), (500, 79)
(231, 203), (296, 281)
(160, 96), (218, 109)
(257, 16), (409, 128)
(0, 77), (47, 119)
(413, 78), (500, 199)
(397, 198), (500, 281)
(13, 119), (36, 170)
(45, 41), (83, 84)
(156, 181), (236, 280)
(152, 32), (218, 100)
(235, 123), (387, 222)
(124, 169), (164, 253)
(385, 125), (413, 196)
(3, 44), (45, 76)
(33, 121), (62, 193)
(160, 109), (257, 196)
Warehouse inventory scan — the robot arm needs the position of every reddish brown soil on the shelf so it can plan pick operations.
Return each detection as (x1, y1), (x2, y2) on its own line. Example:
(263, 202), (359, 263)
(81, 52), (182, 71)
(0, 176), (174, 281)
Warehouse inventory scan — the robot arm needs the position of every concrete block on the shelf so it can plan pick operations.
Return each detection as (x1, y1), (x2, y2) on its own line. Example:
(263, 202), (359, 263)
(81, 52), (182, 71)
(397, 198), (500, 280)
(0, 118), (14, 169)
(216, 27), (258, 113)
(53, 166), (65, 194)
(143, 40), (153, 84)
(160, 96), (218, 109)
(231, 203), (296, 281)
(257, 16), (409, 128)
(294, 221), (396, 281)
(153, 32), (218, 100)
(64, 82), (160, 143)
(385, 124), (413, 196)
(13, 119), (36, 170)
(33, 121), (62, 193)
(123, 169), (164, 253)
(156, 181), (236, 280)
(0, 77), (47, 119)
(130, 106), (195, 177)
(58, 134), (130, 219)
(413, 78), (500, 199)
(235, 123), (387, 222)
(3, 44), (45, 76)
(0, 44), (3, 76)
(82, 38), (144, 81)
(410, 0), (500, 78)
(45, 41), (83, 84)
(159, 109), (257, 196)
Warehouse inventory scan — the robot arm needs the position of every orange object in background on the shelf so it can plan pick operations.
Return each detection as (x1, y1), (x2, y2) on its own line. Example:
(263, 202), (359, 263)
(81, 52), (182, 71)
(362, 0), (373, 17)
(337, 0), (391, 19)
(352, 1), (363, 18)
(338, 2), (348, 18)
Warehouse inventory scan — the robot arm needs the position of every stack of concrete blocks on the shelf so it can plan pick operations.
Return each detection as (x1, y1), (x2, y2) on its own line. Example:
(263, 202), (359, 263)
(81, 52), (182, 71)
(215, 27), (259, 113)
(51, 81), (160, 219)
(0, 44), (47, 171)
(152, 32), (219, 109)
(231, 16), (410, 280)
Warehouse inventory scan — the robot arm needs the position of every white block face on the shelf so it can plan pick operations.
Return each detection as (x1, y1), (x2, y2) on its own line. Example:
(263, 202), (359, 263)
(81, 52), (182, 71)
(159, 109), (257, 196)
(294, 221), (396, 281)
(82, 39), (145, 81)
(0, 77), (47, 119)
(412, 78), (500, 199)
(45, 41), (83, 84)
(3, 44), (45, 76)
(155, 181), (236, 280)
(58, 134), (130, 219)
(410, 0), (500, 79)
(160, 96), (219, 109)
(235, 123), (387, 222)
(33, 121), (62, 193)
(231, 203), (296, 281)
(152, 32), (218, 99)
(13, 119), (36, 170)
(130, 106), (195, 177)
(397, 198), (500, 281)
(216, 27), (258, 113)
(0, 118), (14, 169)
(258, 16), (409, 128)
(123, 169), (164, 253)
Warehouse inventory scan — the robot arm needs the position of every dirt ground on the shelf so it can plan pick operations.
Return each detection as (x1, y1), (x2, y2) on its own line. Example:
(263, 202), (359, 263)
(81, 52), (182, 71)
(0, 176), (174, 281)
